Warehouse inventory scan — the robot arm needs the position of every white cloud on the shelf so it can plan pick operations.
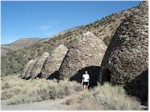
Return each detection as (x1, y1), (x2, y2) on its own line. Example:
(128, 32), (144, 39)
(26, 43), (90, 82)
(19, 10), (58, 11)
(40, 25), (51, 31)
(47, 20), (60, 25)
(36, 20), (61, 37)
(39, 25), (57, 37)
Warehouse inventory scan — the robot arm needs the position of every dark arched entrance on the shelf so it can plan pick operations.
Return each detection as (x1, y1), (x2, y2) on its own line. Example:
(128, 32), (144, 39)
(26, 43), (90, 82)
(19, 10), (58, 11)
(70, 66), (100, 88)
(101, 68), (111, 83)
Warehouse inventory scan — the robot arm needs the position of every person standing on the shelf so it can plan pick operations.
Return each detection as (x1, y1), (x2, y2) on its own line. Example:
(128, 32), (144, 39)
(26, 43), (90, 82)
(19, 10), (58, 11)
(82, 71), (90, 90)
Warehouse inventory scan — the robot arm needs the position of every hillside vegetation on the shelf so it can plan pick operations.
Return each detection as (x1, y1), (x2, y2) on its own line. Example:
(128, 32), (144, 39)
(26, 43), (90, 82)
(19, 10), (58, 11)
(1, 7), (134, 76)
(1, 38), (43, 55)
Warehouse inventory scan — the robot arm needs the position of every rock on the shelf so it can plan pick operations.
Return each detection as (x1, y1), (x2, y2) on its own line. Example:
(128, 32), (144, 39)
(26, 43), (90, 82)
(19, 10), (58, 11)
(24, 59), (37, 79)
(20, 60), (34, 78)
(41, 44), (68, 79)
(59, 31), (107, 86)
(99, 1), (148, 104)
(30, 52), (49, 79)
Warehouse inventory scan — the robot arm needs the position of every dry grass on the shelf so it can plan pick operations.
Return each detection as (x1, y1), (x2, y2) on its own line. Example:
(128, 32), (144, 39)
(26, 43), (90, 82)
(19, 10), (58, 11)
(1, 75), (82, 105)
(64, 97), (102, 110)
(65, 83), (143, 110)
(1, 75), (144, 110)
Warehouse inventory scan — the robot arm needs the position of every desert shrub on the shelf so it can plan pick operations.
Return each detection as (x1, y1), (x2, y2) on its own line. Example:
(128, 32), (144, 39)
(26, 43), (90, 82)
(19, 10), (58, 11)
(7, 95), (27, 105)
(124, 13), (129, 17)
(77, 98), (102, 110)
(91, 83), (142, 110)
(65, 94), (81, 105)
(1, 75), (24, 90)
(64, 96), (101, 110)
(65, 83), (143, 110)
(1, 76), (82, 105)
(1, 85), (23, 100)
(103, 36), (111, 46)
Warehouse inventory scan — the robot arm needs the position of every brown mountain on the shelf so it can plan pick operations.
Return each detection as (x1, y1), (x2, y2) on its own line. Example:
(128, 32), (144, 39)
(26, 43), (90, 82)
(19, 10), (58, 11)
(1, 38), (43, 55)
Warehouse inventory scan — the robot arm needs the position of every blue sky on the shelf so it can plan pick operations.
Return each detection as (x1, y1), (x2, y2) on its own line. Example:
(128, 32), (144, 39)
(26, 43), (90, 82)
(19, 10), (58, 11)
(1, 1), (141, 44)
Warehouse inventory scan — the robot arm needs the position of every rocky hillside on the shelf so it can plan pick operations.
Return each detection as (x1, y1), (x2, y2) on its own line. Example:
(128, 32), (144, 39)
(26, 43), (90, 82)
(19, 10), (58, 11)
(1, 3), (139, 76)
(1, 38), (43, 55)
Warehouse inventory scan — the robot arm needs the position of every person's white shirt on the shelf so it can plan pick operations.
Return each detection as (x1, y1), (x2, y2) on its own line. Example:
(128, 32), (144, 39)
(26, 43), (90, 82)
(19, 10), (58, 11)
(82, 73), (90, 82)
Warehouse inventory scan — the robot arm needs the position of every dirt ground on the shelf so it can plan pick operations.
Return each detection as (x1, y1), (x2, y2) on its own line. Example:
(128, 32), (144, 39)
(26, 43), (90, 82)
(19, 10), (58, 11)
(1, 96), (69, 110)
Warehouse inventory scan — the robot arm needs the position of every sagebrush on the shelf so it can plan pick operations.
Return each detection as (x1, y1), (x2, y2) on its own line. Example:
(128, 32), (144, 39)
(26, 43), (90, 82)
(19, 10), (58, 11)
(1, 75), (82, 105)
(65, 83), (143, 110)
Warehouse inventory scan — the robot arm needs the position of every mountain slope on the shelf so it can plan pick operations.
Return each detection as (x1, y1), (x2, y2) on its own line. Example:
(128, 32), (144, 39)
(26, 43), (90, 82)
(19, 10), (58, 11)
(1, 38), (43, 55)
(1, 3), (139, 76)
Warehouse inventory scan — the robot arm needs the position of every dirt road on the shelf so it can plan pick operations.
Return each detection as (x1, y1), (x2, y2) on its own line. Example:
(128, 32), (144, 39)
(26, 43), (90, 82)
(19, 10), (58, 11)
(1, 97), (69, 110)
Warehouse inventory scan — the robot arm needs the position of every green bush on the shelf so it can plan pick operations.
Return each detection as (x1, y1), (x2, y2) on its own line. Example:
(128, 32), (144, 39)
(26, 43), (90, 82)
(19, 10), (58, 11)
(103, 36), (112, 46)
